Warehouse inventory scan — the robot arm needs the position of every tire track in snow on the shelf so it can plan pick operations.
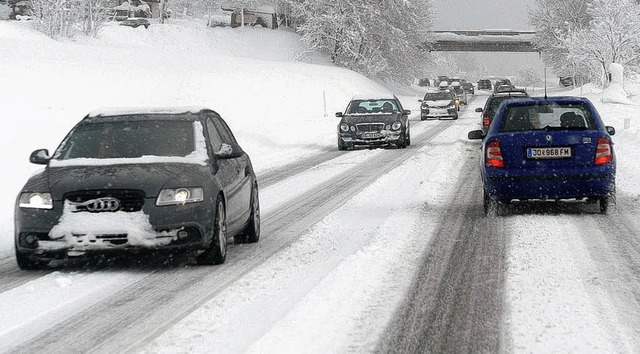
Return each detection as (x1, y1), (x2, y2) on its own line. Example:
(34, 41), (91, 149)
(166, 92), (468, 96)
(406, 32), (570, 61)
(376, 151), (508, 353)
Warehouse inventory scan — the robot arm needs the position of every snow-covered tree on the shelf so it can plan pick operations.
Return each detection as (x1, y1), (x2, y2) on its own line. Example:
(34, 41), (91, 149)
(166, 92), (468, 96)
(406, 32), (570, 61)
(28, 0), (109, 38)
(29, 0), (71, 37)
(528, 0), (593, 81)
(530, 0), (640, 86)
(567, 0), (640, 84)
(287, 0), (434, 82)
(517, 65), (542, 88)
(0, 2), (11, 20)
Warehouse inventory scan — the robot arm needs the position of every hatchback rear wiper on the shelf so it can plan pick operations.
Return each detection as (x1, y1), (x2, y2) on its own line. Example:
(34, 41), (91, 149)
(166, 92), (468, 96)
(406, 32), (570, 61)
(540, 125), (587, 131)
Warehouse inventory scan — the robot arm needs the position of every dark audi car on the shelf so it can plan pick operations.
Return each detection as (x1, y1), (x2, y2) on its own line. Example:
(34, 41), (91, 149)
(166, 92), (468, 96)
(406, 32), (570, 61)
(468, 97), (616, 215)
(15, 107), (260, 269)
(336, 94), (411, 150)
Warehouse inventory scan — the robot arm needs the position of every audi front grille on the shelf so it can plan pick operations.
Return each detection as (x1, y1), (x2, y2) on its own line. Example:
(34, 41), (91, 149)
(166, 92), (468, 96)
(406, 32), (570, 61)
(64, 190), (145, 212)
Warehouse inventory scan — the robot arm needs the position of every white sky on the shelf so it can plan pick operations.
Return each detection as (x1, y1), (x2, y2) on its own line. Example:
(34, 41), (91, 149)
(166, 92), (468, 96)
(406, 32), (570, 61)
(432, 0), (535, 30)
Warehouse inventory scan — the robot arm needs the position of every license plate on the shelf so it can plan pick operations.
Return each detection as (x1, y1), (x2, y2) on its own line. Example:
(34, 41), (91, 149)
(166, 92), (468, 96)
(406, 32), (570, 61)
(362, 132), (382, 139)
(527, 147), (572, 159)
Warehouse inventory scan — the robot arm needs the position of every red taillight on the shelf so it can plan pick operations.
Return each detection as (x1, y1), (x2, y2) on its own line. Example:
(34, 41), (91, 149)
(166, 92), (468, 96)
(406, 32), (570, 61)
(486, 140), (504, 168)
(594, 137), (613, 165)
(483, 113), (490, 127)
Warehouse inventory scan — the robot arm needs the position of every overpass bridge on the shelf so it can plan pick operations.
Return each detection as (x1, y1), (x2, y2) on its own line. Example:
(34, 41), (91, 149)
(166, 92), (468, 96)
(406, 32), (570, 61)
(427, 30), (538, 53)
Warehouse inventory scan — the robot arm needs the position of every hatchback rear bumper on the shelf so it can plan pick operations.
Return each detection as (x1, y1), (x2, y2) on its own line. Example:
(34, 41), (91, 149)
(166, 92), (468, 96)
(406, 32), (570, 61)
(484, 172), (615, 200)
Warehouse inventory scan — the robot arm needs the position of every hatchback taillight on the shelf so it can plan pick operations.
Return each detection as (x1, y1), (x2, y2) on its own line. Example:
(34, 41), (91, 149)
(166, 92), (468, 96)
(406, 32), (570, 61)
(594, 137), (613, 165)
(483, 113), (490, 127)
(486, 140), (504, 168)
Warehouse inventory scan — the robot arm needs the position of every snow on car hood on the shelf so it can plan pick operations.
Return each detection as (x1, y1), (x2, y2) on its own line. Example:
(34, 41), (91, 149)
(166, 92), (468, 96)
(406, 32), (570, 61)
(42, 164), (202, 200)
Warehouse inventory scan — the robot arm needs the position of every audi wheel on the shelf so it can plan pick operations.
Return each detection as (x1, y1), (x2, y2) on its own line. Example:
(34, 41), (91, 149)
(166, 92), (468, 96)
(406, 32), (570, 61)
(197, 196), (227, 265)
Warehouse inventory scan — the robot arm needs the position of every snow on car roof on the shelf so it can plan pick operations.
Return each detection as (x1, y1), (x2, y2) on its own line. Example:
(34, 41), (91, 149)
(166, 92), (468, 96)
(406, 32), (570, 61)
(87, 106), (212, 118)
(351, 93), (396, 100)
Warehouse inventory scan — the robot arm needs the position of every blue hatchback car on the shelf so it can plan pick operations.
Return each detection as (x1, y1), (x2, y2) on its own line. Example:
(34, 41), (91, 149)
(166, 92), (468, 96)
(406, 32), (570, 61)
(468, 96), (616, 214)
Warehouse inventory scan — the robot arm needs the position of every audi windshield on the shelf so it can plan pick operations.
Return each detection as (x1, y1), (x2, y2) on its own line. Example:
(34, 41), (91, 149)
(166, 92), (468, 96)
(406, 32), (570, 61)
(54, 120), (195, 160)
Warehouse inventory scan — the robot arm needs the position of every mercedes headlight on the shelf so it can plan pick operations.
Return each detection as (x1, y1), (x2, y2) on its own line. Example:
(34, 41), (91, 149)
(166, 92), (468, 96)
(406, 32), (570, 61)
(156, 187), (204, 206)
(391, 121), (402, 130)
(340, 123), (349, 132)
(19, 192), (53, 209)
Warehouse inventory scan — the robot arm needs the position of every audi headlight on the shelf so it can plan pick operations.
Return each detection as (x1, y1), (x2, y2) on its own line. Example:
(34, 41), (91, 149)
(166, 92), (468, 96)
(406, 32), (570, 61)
(19, 192), (53, 209)
(391, 121), (402, 130)
(340, 123), (349, 132)
(156, 187), (204, 206)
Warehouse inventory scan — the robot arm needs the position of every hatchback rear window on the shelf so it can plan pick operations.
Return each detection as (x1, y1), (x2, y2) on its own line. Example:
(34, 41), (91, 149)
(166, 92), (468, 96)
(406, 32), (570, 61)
(499, 103), (596, 132)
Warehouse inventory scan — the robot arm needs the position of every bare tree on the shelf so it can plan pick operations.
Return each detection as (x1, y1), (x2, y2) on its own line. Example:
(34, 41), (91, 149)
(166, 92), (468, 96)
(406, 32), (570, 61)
(29, 0), (70, 37)
(28, 0), (109, 38)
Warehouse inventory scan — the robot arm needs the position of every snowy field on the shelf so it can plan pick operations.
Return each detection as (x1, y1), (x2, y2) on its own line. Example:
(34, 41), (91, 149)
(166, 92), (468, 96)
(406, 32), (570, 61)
(1, 19), (640, 352)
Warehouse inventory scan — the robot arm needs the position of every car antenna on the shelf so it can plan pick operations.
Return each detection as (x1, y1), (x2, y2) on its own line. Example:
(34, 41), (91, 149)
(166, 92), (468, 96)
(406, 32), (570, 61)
(544, 66), (548, 99)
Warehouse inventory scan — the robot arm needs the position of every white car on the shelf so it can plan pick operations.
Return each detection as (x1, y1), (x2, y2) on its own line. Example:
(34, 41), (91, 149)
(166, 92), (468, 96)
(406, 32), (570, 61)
(419, 90), (459, 120)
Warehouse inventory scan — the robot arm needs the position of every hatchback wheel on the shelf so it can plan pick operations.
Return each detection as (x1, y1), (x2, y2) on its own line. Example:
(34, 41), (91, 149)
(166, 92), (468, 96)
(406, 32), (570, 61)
(599, 197), (609, 214)
(197, 196), (227, 265)
(235, 184), (260, 244)
(483, 191), (498, 216)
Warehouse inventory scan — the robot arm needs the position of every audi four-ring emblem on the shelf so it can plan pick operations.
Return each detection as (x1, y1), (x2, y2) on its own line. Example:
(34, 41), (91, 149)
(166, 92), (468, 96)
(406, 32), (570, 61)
(80, 197), (121, 212)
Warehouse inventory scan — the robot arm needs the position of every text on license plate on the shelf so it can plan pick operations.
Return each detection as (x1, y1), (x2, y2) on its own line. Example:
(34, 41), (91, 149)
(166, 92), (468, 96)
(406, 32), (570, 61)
(527, 147), (572, 159)
(363, 132), (383, 139)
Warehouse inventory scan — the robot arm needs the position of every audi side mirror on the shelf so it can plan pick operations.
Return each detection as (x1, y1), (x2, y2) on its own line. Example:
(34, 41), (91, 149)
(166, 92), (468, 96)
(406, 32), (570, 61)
(30, 149), (51, 165)
(216, 143), (243, 159)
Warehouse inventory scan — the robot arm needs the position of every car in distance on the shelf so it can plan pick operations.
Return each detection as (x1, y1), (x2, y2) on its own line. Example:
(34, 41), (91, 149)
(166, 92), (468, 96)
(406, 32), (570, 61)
(120, 18), (151, 29)
(419, 89), (459, 120)
(468, 96), (616, 215)
(436, 75), (449, 86)
(15, 107), (260, 269)
(418, 78), (431, 87)
(336, 95), (411, 149)
(494, 84), (517, 93)
(462, 82), (475, 94)
(477, 79), (492, 90)
(475, 89), (529, 134)
(559, 76), (574, 87)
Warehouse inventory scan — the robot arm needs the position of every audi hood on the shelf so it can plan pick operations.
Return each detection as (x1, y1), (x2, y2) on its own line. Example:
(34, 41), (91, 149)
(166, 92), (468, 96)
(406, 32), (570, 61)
(21, 163), (205, 200)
